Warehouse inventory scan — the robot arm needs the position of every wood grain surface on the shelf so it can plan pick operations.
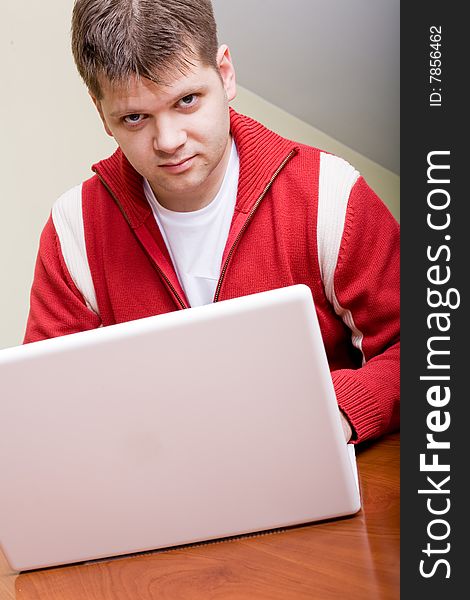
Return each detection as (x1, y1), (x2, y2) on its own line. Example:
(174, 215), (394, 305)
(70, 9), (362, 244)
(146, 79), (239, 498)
(1, 433), (399, 600)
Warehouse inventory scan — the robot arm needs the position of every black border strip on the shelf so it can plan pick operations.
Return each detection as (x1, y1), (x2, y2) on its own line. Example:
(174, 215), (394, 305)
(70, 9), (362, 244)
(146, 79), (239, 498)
(401, 3), (466, 596)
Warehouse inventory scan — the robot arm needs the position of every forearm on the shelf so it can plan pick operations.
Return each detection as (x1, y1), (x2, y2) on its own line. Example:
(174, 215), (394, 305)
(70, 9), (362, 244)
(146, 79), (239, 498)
(333, 341), (400, 443)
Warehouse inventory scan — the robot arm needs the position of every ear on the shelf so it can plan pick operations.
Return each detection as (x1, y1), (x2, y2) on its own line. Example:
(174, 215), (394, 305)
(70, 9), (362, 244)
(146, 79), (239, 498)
(89, 92), (114, 138)
(216, 45), (237, 102)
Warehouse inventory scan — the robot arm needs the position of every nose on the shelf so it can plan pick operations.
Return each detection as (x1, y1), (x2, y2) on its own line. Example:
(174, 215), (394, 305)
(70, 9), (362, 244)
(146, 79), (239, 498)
(153, 116), (187, 155)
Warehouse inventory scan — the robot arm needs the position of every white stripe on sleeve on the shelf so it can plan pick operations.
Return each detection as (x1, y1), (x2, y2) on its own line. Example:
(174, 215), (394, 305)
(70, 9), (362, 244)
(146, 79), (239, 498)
(51, 184), (99, 315)
(317, 153), (366, 364)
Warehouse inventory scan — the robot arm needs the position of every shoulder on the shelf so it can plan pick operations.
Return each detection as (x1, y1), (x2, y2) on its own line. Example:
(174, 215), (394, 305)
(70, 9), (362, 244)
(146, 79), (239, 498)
(51, 184), (84, 232)
(316, 152), (361, 231)
(50, 184), (86, 260)
(52, 174), (110, 230)
(317, 151), (360, 189)
(294, 143), (360, 184)
(50, 183), (99, 314)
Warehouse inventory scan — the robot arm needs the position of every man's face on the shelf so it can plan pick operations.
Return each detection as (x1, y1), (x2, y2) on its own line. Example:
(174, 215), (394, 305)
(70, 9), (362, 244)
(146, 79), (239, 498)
(93, 46), (236, 211)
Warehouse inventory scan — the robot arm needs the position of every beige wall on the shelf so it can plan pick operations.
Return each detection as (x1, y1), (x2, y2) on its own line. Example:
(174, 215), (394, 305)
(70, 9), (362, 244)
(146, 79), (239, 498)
(0, 1), (399, 350)
(1, 2), (116, 350)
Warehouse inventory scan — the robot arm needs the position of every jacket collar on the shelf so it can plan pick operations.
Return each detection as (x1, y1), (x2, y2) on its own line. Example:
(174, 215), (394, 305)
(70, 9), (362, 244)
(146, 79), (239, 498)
(92, 109), (298, 227)
(228, 109), (298, 212)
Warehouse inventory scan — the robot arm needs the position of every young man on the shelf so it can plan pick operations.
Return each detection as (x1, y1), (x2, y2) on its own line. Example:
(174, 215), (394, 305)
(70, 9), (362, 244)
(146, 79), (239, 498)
(24, 0), (400, 445)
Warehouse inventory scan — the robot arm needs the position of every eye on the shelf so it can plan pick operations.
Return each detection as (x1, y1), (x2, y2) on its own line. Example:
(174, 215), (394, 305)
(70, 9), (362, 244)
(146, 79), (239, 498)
(123, 113), (145, 125)
(177, 94), (198, 108)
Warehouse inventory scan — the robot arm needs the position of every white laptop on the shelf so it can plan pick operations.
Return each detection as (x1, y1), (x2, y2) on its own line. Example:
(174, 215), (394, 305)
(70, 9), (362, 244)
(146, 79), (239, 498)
(0, 284), (360, 572)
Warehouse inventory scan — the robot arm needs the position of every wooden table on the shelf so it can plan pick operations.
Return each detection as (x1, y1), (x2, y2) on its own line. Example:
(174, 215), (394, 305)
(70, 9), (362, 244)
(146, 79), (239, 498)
(1, 433), (399, 600)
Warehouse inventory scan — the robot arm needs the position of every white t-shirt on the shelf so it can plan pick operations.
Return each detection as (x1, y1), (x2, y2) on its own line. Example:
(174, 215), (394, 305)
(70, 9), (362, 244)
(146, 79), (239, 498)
(143, 140), (239, 307)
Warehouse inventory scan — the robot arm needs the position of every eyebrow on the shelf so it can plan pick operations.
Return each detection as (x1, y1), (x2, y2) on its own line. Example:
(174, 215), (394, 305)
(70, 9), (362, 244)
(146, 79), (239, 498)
(109, 84), (210, 118)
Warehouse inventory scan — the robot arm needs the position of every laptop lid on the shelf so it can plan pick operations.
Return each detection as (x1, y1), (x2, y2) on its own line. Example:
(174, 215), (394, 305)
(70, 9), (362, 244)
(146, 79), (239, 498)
(0, 284), (360, 571)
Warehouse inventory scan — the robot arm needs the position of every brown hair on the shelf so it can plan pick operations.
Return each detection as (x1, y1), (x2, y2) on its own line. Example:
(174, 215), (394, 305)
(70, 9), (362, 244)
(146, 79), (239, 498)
(71, 0), (219, 99)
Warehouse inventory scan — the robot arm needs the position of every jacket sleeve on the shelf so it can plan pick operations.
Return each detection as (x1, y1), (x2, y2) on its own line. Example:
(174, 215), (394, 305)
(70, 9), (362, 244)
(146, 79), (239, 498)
(330, 176), (400, 443)
(23, 216), (102, 343)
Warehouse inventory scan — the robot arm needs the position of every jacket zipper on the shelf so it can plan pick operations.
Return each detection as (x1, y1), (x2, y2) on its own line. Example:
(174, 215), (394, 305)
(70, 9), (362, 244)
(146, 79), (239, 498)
(95, 174), (188, 310)
(213, 149), (296, 303)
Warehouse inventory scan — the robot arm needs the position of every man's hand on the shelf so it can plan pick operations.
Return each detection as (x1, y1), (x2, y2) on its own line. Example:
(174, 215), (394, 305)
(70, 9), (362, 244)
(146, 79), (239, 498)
(340, 411), (353, 442)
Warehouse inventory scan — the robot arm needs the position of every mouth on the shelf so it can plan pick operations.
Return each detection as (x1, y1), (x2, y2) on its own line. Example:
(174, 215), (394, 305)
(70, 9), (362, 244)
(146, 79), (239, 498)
(159, 155), (196, 173)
